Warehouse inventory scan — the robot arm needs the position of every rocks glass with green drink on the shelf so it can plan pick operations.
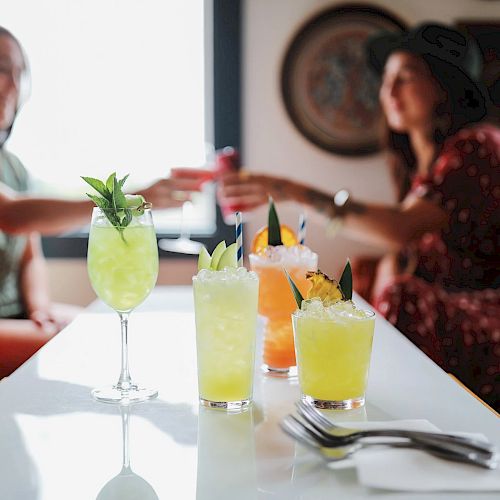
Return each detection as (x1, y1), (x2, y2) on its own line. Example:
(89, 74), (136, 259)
(288, 266), (375, 409)
(193, 241), (259, 410)
(292, 299), (375, 409)
(85, 174), (159, 403)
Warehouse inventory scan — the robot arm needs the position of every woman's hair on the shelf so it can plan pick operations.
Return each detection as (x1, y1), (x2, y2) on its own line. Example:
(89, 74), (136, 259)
(385, 54), (480, 201)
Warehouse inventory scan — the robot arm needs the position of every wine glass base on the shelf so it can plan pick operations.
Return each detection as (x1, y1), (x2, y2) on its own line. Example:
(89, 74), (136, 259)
(158, 237), (204, 255)
(92, 386), (158, 404)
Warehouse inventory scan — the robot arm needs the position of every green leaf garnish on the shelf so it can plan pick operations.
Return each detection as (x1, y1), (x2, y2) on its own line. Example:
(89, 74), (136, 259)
(118, 174), (129, 189)
(284, 268), (304, 309)
(121, 208), (133, 227)
(112, 177), (128, 211)
(86, 194), (110, 211)
(81, 176), (109, 198)
(339, 259), (353, 300)
(82, 173), (141, 243)
(268, 197), (283, 246)
(106, 172), (116, 193)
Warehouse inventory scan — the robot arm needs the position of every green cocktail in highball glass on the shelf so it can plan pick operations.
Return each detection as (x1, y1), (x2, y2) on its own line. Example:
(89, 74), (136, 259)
(193, 241), (259, 410)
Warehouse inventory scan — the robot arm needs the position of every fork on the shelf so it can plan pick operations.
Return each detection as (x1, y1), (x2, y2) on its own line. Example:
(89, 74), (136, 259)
(289, 414), (498, 468)
(281, 416), (498, 469)
(296, 401), (497, 458)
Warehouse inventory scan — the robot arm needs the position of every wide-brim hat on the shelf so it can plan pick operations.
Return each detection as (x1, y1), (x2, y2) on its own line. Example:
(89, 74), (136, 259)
(366, 23), (488, 124)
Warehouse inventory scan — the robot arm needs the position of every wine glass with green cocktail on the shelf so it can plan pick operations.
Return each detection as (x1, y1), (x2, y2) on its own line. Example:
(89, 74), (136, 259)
(84, 173), (159, 403)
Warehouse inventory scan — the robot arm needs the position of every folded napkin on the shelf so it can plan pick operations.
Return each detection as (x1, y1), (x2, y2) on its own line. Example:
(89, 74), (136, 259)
(331, 420), (500, 492)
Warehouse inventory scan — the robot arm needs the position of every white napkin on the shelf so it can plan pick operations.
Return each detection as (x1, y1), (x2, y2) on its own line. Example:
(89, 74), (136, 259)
(334, 420), (500, 492)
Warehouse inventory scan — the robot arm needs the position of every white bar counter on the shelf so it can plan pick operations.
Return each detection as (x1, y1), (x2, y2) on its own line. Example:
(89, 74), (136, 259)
(0, 287), (498, 499)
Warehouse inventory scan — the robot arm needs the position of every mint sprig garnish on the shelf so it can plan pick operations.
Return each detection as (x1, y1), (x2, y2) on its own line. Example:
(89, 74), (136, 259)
(82, 172), (134, 242)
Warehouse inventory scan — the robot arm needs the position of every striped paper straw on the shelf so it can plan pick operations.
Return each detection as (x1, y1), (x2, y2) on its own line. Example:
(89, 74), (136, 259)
(298, 212), (307, 245)
(236, 211), (243, 267)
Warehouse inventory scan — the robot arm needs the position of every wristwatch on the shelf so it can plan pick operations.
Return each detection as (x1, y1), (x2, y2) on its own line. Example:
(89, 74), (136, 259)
(333, 189), (350, 217)
(326, 189), (350, 238)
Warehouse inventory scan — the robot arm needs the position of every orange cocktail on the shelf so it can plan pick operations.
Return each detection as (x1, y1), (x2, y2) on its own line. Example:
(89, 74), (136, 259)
(249, 246), (318, 375)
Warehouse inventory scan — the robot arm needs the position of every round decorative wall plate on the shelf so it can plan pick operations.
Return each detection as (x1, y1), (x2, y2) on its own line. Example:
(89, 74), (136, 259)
(281, 5), (406, 155)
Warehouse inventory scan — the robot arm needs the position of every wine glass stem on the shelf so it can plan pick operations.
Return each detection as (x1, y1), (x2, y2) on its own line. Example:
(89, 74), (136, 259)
(121, 405), (131, 471)
(117, 312), (133, 391)
(179, 201), (190, 240)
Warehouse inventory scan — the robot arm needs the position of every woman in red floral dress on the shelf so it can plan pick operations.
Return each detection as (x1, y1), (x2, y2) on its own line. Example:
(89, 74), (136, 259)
(214, 23), (499, 409)
(375, 124), (499, 409)
(365, 25), (499, 409)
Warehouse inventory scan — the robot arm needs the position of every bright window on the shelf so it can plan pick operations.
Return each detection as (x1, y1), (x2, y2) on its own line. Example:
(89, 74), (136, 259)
(2, 0), (215, 234)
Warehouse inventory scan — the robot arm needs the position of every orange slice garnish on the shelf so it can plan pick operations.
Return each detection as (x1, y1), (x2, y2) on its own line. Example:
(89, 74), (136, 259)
(251, 224), (298, 254)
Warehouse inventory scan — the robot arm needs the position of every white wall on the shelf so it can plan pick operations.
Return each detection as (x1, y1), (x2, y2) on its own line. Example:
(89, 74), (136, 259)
(49, 0), (500, 305)
(242, 0), (500, 278)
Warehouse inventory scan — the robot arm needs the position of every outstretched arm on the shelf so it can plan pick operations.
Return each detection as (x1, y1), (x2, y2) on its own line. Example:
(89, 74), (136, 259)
(219, 172), (447, 251)
(294, 185), (447, 250)
(0, 192), (93, 235)
(0, 176), (201, 235)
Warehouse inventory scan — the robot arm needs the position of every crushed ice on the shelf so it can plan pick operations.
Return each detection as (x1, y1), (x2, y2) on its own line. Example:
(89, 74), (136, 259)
(194, 267), (258, 283)
(297, 297), (372, 320)
(250, 244), (318, 266)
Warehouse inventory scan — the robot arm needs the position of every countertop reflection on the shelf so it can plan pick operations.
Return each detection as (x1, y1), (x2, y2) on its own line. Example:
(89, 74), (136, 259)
(97, 404), (159, 500)
(0, 287), (498, 500)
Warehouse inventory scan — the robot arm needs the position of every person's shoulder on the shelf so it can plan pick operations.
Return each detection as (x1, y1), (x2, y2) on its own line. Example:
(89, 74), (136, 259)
(429, 124), (500, 189)
(0, 148), (30, 190)
(1, 148), (26, 171)
(442, 124), (500, 164)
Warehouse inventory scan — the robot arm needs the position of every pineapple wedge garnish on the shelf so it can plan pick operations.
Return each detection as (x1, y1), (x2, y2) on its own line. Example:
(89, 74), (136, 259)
(306, 270), (344, 305)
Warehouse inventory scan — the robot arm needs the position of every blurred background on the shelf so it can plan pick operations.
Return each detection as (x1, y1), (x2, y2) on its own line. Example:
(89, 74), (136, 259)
(1, 0), (499, 306)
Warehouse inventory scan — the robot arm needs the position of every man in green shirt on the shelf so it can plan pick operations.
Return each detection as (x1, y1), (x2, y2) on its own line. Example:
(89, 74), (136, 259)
(0, 26), (197, 377)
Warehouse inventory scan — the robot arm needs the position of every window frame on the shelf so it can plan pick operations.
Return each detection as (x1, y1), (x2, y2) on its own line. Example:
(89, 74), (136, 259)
(42, 0), (241, 259)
